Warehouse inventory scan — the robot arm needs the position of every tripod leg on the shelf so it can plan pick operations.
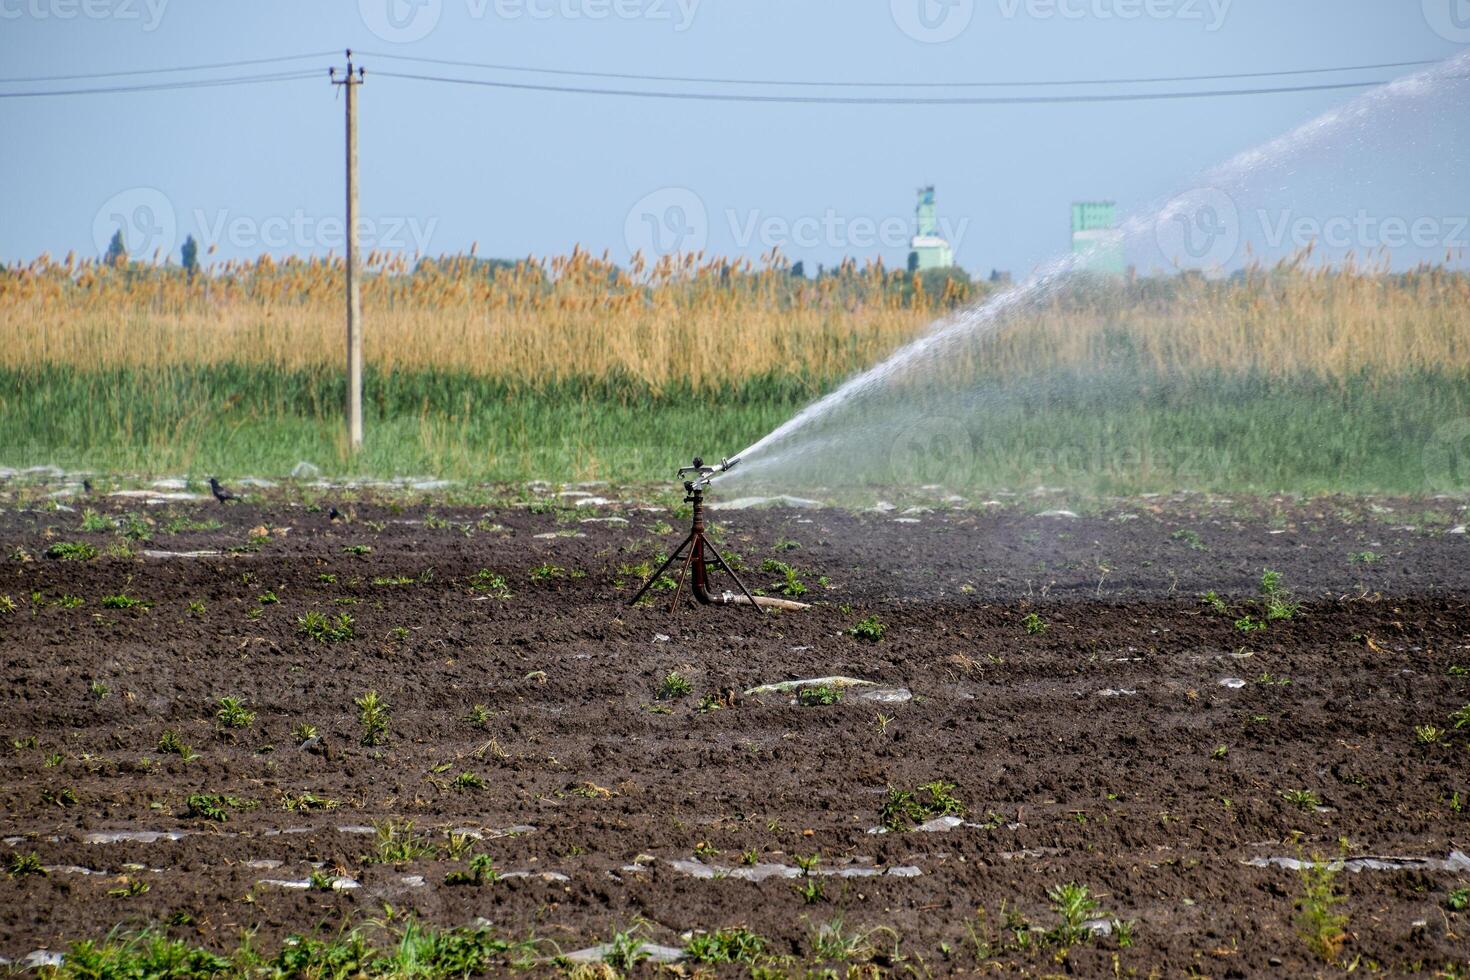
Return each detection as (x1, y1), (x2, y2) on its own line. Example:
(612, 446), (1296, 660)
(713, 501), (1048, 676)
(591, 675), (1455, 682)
(667, 538), (698, 613)
(706, 544), (766, 616)
(627, 532), (694, 607)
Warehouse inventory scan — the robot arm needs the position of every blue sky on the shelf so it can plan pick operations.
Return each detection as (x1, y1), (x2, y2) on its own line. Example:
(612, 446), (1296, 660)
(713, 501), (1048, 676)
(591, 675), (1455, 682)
(1, 1), (1466, 275)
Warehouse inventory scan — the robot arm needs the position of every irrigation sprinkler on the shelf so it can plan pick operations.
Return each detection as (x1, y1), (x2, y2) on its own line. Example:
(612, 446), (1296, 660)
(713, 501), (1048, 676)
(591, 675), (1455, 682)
(628, 455), (802, 615)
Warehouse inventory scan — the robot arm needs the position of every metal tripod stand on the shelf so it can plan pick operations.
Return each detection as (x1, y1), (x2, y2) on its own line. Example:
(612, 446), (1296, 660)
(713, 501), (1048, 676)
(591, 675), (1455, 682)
(627, 457), (763, 615)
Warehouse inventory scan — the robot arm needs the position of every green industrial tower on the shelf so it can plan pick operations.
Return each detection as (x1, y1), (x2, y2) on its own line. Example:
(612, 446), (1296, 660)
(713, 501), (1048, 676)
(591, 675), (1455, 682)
(1071, 201), (1125, 276)
(907, 186), (954, 272)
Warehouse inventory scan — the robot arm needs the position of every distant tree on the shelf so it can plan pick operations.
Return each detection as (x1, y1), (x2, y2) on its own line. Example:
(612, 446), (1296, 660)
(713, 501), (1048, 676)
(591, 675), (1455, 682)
(180, 235), (198, 277)
(105, 229), (127, 267)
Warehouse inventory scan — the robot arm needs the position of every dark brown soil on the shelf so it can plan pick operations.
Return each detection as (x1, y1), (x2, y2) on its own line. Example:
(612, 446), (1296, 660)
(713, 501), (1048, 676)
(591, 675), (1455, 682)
(1, 488), (1468, 976)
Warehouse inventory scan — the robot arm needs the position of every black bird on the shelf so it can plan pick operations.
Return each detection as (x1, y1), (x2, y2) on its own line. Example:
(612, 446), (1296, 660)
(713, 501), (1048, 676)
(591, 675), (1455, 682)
(328, 505), (342, 522)
(209, 477), (240, 504)
(82, 479), (93, 494)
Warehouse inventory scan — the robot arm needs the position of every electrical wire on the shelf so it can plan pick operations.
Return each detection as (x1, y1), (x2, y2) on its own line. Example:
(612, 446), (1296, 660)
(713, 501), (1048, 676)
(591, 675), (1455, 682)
(371, 69), (1394, 104)
(0, 51), (338, 85)
(0, 70), (323, 99)
(358, 49), (1436, 89)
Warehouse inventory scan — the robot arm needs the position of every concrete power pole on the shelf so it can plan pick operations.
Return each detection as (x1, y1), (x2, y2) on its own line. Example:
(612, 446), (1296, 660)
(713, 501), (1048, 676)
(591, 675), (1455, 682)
(331, 51), (365, 451)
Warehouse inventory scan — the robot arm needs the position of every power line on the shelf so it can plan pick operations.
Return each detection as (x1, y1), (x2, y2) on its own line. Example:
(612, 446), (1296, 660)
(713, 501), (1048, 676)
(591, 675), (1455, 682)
(359, 50), (1436, 89)
(0, 51), (336, 85)
(372, 69), (1394, 104)
(0, 70), (322, 99)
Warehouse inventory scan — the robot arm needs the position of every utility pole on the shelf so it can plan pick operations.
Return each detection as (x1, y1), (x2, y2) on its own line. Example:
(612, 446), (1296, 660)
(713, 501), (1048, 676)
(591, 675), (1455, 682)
(330, 51), (365, 451)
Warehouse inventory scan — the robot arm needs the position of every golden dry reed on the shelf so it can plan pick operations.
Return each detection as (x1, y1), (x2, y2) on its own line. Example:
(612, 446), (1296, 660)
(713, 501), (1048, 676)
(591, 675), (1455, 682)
(2, 249), (1467, 390)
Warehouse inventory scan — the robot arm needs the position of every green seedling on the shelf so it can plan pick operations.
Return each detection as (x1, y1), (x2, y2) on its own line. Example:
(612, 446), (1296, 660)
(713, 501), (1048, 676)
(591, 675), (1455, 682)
(6, 853), (45, 878)
(1201, 590), (1229, 613)
(848, 615), (886, 642)
(796, 685), (842, 706)
(291, 723), (318, 742)
(685, 927), (767, 965)
(1295, 856), (1349, 961)
(880, 780), (966, 831)
(101, 593), (149, 610)
(1047, 882), (1102, 947)
(760, 559), (808, 597)
(451, 771), (484, 791)
(364, 819), (435, 864)
(1282, 789), (1322, 811)
(45, 542), (97, 561)
(444, 853), (500, 887)
(1021, 612), (1047, 635)
(157, 731), (198, 762)
(355, 690), (389, 746)
(214, 696), (255, 730)
(657, 671), (692, 700)
(1446, 887), (1469, 911)
(468, 569), (512, 599)
(297, 610), (355, 642)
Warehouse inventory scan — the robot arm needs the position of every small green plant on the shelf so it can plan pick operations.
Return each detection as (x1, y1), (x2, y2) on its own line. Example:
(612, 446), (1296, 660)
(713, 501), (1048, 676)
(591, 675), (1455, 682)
(6, 852), (46, 878)
(760, 559), (808, 597)
(444, 853), (500, 886)
(355, 689), (389, 746)
(306, 868), (336, 892)
(90, 680), (110, 700)
(1349, 551), (1381, 564)
(1295, 856), (1349, 961)
(184, 794), (254, 822)
(468, 569), (512, 599)
(1260, 568), (1300, 620)
(291, 723), (318, 742)
(1451, 703), (1470, 730)
(880, 780), (966, 831)
(214, 696), (256, 730)
(685, 927), (767, 965)
(1236, 615), (1268, 633)
(657, 671), (692, 700)
(795, 878), (825, 904)
(185, 600), (205, 616)
(0, 594), (15, 615)
(1021, 612), (1047, 635)
(1445, 887), (1469, 911)
(1047, 882), (1101, 947)
(364, 819), (435, 864)
(297, 610), (355, 642)
(1170, 528), (1206, 550)
(1282, 789), (1322, 811)
(451, 771), (484, 791)
(41, 786), (80, 807)
(796, 685), (843, 706)
(45, 541), (98, 561)
(257, 590), (279, 605)
(80, 509), (116, 532)
(1415, 724), (1446, 745)
(157, 730), (198, 761)
(464, 704), (492, 728)
(281, 792), (340, 812)
(1201, 590), (1229, 613)
(603, 923), (651, 973)
(848, 615), (886, 642)
(1211, 744), (1229, 760)
(107, 877), (150, 898)
(529, 562), (566, 582)
(101, 593), (149, 610)
(342, 544), (372, 555)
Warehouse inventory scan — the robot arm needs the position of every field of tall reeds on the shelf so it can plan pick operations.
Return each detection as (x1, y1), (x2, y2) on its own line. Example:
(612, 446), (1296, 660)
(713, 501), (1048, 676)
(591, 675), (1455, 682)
(1, 249), (1467, 491)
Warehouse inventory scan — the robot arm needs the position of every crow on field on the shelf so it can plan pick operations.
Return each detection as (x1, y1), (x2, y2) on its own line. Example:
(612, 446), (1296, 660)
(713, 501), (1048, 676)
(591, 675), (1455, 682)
(209, 477), (241, 504)
(328, 505), (342, 522)
(82, 479), (93, 494)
